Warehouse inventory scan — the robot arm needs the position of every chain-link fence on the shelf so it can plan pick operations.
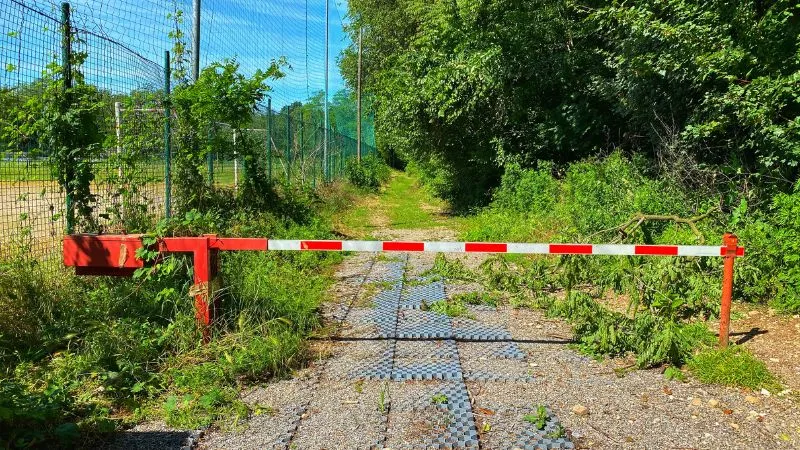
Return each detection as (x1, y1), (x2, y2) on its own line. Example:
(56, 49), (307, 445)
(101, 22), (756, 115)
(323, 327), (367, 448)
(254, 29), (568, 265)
(1, 0), (376, 260)
(1, 0), (167, 257)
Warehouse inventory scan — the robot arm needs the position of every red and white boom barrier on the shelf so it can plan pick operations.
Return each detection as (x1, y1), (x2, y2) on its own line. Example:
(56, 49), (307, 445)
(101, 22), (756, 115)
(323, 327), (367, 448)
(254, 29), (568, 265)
(63, 234), (743, 344)
(266, 239), (744, 257)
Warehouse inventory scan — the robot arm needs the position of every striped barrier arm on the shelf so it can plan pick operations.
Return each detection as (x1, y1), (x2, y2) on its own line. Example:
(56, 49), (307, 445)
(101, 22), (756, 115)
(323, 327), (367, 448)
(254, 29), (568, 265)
(267, 240), (744, 257)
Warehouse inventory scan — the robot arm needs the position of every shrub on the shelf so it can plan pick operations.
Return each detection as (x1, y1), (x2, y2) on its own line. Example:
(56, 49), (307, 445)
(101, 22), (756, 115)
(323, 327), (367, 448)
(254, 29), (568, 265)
(769, 185), (800, 313)
(559, 153), (690, 238)
(731, 184), (800, 312)
(492, 162), (559, 214)
(345, 153), (390, 191)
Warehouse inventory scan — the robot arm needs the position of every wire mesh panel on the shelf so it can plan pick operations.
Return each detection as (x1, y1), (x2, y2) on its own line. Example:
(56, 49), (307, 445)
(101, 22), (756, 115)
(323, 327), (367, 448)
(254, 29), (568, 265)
(1, 1), (67, 258)
(0, 1), (167, 259)
(73, 22), (167, 233)
(1, 0), (377, 260)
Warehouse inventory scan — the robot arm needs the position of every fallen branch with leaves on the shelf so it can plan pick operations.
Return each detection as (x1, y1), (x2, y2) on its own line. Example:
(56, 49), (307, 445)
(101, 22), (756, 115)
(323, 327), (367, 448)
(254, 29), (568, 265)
(588, 208), (718, 244)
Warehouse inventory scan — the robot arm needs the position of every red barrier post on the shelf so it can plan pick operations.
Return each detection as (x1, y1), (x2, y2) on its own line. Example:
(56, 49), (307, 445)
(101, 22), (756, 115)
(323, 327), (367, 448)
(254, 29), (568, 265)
(719, 233), (738, 347)
(159, 235), (220, 342)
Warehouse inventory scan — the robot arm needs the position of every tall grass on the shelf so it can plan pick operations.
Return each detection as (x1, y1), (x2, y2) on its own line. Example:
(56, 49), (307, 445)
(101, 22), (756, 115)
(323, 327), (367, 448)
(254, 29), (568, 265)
(0, 184), (352, 446)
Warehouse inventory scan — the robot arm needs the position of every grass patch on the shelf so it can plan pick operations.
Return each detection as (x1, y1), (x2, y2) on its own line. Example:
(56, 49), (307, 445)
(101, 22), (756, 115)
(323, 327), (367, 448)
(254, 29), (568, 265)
(425, 298), (474, 319)
(336, 170), (453, 235)
(452, 291), (501, 308)
(687, 346), (781, 392)
(384, 172), (446, 229)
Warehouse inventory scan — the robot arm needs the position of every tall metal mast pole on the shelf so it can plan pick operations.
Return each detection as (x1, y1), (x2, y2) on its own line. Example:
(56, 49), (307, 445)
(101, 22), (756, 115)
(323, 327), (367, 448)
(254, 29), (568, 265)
(192, 0), (200, 82)
(357, 26), (362, 162)
(323, 0), (329, 181)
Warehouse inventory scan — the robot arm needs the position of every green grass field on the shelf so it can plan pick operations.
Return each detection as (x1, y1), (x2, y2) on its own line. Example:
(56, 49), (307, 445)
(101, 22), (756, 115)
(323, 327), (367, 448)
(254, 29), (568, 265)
(0, 158), (242, 185)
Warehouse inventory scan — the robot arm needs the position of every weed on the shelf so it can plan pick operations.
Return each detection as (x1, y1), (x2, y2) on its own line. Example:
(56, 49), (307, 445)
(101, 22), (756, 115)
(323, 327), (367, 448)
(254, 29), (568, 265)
(353, 284), (379, 308)
(253, 404), (276, 416)
(688, 346), (781, 392)
(369, 280), (397, 291)
(376, 253), (402, 263)
(545, 424), (566, 439)
(663, 366), (686, 382)
(378, 382), (389, 414)
(453, 291), (501, 308)
(426, 298), (474, 319)
(523, 405), (549, 430)
(354, 379), (364, 394)
(403, 275), (433, 287)
(613, 367), (630, 378)
(425, 254), (475, 281)
(431, 393), (448, 405)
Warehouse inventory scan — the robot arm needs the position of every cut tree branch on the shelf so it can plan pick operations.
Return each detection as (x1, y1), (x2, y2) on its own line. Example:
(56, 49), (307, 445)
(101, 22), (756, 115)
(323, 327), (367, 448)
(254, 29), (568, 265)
(587, 207), (718, 244)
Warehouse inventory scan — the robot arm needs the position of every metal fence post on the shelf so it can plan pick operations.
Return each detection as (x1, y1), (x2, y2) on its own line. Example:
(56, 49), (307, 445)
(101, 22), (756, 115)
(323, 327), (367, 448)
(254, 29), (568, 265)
(207, 130), (214, 186)
(164, 50), (172, 218)
(312, 125), (318, 189)
(61, 2), (74, 234)
(267, 98), (272, 181)
(286, 105), (291, 185)
(300, 114), (305, 185)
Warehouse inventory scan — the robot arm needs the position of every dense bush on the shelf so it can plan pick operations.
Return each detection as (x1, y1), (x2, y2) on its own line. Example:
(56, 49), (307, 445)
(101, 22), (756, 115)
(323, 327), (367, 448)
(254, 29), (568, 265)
(345, 153), (390, 191)
(465, 153), (707, 242)
(343, 0), (800, 209)
(770, 193), (800, 312)
(734, 183), (800, 313)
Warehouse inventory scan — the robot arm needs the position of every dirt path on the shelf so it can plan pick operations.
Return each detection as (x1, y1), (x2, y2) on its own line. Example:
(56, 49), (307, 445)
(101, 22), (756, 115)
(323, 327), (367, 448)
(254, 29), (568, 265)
(726, 304), (800, 392)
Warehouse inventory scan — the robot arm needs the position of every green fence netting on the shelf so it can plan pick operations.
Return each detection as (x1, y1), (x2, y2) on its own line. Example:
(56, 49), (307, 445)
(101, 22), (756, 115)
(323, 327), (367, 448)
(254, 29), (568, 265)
(0, 0), (376, 260)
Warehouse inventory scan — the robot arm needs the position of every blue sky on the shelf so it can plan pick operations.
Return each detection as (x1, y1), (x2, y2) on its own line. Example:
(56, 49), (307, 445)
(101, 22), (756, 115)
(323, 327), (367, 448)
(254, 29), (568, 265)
(1, 0), (353, 108)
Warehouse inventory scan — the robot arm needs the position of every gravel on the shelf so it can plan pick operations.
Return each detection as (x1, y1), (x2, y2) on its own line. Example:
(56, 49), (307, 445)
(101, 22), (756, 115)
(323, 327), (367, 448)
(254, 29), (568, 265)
(105, 421), (196, 450)
(290, 380), (387, 449)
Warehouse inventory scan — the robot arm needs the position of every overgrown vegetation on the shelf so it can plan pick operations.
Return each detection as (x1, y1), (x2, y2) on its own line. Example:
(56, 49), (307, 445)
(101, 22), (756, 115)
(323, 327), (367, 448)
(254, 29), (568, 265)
(345, 153), (390, 191)
(342, 0), (800, 373)
(343, 0), (799, 210)
(0, 197), (347, 446)
(0, 47), (378, 446)
(410, 150), (795, 375)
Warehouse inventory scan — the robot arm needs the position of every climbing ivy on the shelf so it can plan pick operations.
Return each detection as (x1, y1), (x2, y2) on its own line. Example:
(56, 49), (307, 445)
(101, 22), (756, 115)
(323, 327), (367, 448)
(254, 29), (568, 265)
(1, 47), (106, 231)
(171, 58), (284, 212)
